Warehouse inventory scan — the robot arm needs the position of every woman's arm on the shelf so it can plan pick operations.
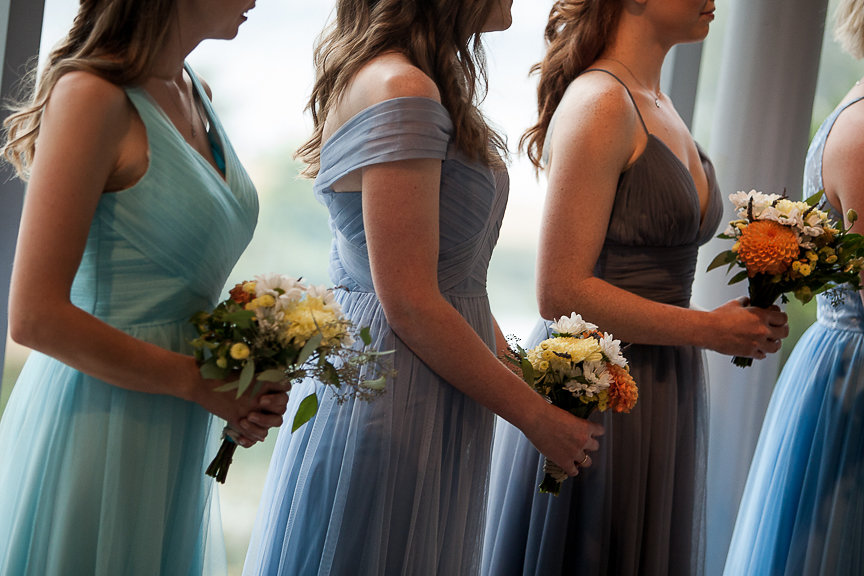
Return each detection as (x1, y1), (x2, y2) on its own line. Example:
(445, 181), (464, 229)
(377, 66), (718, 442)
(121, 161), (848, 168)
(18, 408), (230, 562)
(353, 62), (603, 477)
(536, 75), (787, 359)
(8, 71), (285, 443)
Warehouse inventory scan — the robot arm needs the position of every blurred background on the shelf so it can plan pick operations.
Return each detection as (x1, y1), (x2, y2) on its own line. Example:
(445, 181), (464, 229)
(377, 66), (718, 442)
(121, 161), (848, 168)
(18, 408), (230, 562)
(1, 1), (860, 573)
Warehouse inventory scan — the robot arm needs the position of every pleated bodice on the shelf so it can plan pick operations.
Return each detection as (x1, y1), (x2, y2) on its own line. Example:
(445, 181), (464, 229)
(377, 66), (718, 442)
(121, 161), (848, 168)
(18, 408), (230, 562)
(315, 97), (507, 297)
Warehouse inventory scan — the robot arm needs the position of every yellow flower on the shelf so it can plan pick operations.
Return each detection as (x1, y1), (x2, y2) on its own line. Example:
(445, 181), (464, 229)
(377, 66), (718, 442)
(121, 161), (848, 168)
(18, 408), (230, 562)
(243, 281), (257, 294)
(806, 250), (819, 262)
(798, 263), (812, 277)
(538, 360), (550, 372)
(216, 357), (228, 369)
(280, 296), (348, 347)
(246, 294), (276, 310)
(230, 342), (251, 360)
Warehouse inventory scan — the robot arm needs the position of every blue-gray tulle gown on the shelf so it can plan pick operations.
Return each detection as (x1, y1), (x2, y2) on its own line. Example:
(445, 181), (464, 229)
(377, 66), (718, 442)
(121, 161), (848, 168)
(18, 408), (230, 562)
(482, 70), (723, 576)
(243, 97), (507, 575)
(723, 95), (864, 576)
(0, 66), (258, 576)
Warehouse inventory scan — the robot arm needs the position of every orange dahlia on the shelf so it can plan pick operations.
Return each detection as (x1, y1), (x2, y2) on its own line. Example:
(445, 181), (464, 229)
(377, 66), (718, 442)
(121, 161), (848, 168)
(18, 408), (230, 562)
(607, 364), (638, 413)
(737, 220), (799, 276)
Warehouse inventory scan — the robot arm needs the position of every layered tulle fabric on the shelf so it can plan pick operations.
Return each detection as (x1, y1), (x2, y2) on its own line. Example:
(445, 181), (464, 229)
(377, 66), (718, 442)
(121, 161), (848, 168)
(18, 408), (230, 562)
(482, 71), (722, 576)
(243, 97), (507, 575)
(0, 64), (257, 576)
(723, 96), (864, 576)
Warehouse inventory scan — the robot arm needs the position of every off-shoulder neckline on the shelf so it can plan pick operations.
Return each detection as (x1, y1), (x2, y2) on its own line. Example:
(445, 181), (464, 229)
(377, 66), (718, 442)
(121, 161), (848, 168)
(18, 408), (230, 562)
(321, 97), (449, 153)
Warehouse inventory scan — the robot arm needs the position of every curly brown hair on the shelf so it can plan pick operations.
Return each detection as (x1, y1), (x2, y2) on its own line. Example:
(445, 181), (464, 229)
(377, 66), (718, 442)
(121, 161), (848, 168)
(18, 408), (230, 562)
(520, 0), (622, 169)
(1, 0), (177, 179)
(295, 0), (507, 178)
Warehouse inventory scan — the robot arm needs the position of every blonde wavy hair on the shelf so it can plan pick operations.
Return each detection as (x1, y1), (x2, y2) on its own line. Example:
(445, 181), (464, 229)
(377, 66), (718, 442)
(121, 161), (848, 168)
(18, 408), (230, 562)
(295, 0), (507, 178)
(1, 0), (176, 179)
(520, 0), (621, 169)
(834, 0), (864, 59)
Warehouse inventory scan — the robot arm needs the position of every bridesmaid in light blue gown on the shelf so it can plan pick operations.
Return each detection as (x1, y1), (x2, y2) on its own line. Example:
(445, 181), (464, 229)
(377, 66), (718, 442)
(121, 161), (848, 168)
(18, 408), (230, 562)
(0, 2), (287, 574)
(724, 2), (864, 574)
(482, 2), (789, 575)
(242, 1), (604, 574)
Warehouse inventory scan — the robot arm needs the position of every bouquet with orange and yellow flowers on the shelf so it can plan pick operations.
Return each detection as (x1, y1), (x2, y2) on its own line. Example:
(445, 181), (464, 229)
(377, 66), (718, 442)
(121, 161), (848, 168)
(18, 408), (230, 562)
(506, 313), (638, 495)
(708, 189), (864, 367)
(190, 274), (392, 482)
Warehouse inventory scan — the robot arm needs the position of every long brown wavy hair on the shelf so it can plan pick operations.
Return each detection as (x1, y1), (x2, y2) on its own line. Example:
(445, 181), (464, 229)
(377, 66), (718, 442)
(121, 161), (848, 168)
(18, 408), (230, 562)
(520, 0), (622, 168)
(296, 0), (507, 178)
(1, 0), (176, 179)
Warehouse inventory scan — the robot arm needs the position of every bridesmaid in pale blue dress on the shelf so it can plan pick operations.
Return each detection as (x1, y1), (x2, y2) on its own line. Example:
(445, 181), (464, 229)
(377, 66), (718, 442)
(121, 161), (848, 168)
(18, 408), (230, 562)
(724, 2), (864, 574)
(0, 1), (288, 574)
(483, 1), (789, 575)
(242, 1), (605, 574)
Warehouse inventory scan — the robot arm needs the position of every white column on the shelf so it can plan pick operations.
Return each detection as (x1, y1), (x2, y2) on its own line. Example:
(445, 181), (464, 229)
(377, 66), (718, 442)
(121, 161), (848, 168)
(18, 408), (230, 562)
(0, 0), (44, 392)
(692, 0), (829, 574)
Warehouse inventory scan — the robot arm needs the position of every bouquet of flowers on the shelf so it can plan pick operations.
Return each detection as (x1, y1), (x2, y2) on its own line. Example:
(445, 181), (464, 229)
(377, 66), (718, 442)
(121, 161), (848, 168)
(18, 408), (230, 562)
(708, 189), (864, 367)
(506, 313), (638, 495)
(190, 274), (392, 482)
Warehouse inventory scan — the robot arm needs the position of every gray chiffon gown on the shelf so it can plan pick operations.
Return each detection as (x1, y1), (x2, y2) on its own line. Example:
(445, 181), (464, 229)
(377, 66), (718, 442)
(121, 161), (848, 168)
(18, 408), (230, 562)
(482, 70), (723, 576)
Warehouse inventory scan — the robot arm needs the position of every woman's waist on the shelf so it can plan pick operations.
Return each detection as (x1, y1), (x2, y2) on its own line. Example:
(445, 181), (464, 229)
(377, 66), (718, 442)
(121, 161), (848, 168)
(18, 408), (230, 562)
(595, 245), (696, 305)
(70, 282), (215, 329)
(817, 290), (864, 332)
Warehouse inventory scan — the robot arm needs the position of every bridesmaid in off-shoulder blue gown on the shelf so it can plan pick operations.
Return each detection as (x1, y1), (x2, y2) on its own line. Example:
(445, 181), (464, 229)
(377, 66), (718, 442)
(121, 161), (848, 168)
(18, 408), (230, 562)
(724, 4), (864, 571)
(243, 1), (604, 575)
(0, 3), (287, 574)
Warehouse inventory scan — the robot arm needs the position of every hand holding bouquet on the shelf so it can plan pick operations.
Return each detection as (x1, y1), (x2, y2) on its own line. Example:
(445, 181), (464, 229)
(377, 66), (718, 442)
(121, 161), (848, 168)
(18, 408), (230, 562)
(708, 190), (864, 367)
(506, 313), (638, 495)
(190, 274), (392, 482)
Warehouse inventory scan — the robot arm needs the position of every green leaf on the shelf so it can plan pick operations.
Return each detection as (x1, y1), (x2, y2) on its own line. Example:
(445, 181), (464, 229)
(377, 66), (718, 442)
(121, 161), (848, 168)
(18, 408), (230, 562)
(256, 368), (286, 383)
(200, 362), (228, 380)
(520, 357), (535, 386)
(805, 189), (825, 207)
(213, 379), (239, 392)
(296, 333), (324, 366)
(292, 393), (319, 432)
(728, 270), (749, 285)
(223, 309), (256, 329)
(360, 326), (372, 346)
(236, 358), (256, 398)
(706, 250), (737, 272)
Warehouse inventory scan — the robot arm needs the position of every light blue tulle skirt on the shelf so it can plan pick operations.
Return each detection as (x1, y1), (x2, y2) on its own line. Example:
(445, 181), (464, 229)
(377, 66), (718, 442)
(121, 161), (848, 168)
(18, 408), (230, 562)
(0, 322), (226, 576)
(724, 293), (864, 575)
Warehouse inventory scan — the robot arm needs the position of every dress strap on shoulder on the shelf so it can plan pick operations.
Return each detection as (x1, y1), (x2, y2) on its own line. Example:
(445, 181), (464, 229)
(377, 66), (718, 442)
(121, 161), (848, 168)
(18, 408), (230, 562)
(581, 68), (649, 136)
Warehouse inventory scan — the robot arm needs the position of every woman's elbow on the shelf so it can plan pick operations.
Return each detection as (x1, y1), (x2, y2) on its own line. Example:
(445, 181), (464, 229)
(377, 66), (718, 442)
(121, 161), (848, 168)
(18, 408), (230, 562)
(537, 287), (575, 321)
(9, 308), (39, 348)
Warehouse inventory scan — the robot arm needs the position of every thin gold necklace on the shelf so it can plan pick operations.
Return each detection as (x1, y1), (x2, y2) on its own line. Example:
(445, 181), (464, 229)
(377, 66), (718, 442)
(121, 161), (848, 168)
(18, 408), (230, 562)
(599, 57), (662, 109)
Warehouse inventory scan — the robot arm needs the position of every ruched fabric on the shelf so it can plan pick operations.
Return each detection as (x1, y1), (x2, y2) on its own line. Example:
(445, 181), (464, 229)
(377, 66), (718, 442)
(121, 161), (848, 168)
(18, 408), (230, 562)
(243, 97), (508, 575)
(0, 64), (258, 576)
(724, 96), (864, 576)
(483, 71), (723, 576)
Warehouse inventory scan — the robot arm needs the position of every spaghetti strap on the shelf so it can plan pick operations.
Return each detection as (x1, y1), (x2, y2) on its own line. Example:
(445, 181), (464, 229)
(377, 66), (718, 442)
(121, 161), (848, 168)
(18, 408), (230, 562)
(582, 68), (649, 136)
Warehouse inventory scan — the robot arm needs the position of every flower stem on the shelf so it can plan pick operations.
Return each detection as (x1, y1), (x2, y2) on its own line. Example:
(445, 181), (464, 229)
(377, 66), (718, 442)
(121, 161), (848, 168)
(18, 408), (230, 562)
(205, 435), (237, 484)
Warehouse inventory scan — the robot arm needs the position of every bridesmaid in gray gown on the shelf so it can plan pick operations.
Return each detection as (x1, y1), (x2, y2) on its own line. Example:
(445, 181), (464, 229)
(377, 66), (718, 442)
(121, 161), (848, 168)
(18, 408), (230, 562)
(243, 1), (604, 574)
(483, 1), (789, 575)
